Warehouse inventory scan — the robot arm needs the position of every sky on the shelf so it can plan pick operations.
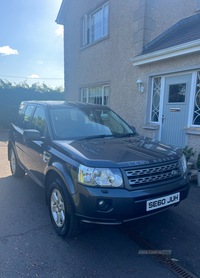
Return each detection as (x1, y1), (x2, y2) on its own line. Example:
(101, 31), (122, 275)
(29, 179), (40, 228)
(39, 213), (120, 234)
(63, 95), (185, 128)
(0, 0), (64, 89)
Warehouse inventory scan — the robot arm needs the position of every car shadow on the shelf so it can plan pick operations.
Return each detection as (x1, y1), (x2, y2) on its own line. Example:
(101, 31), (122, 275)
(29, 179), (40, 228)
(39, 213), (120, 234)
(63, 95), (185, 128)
(0, 130), (9, 142)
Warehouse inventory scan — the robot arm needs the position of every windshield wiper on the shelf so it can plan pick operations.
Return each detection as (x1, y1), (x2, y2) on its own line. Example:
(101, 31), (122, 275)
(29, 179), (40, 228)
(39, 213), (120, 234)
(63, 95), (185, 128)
(77, 133), (136, 141)
(77, 134), (114, 141)
(113, 133), (135, 138)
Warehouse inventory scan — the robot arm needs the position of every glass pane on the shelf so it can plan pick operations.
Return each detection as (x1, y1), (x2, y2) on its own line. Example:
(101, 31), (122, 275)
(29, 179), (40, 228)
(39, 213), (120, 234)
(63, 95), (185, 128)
(15, 103), (25, 126)
(193, 71), (200, 125)
(103, 4), (108, 36)
(104, 86), (109, 105)
(168, 83), (186, 103)
(90, 8), (102, 42)
(88, 86), (101, 104)
(83, 16), (87, 46)
(31, 107), (46, 137)
(82, 89), (87, 103)
(82, 86), (109, 106)
(88, 87), (95, 103)
(50, 107), (135, 140)
(21, 105), (34, 129)
(151, 77), (161, 122)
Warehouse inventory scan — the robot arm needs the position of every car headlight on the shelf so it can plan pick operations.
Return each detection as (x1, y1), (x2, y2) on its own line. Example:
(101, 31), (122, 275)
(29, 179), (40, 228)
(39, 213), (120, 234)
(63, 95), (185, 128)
(78, 164), (123, 187)
(180, 154), (187, 173)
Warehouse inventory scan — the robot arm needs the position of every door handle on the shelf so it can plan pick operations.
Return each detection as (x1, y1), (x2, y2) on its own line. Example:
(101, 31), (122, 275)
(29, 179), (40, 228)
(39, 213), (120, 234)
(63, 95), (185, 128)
(162, 115), (165, 123)
(43, 151), (51, 162)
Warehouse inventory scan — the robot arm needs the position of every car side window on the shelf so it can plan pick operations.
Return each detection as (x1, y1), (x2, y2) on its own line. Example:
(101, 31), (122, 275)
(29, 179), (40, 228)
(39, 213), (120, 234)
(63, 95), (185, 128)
(14, 103), (26, 126)
(20, 105), (34, 129)
(31, 107), (46, 137)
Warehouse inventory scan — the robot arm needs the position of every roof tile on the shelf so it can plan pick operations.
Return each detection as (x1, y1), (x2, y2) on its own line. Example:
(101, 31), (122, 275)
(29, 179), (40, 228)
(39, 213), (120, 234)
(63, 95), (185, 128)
(141, 13), (200, 55)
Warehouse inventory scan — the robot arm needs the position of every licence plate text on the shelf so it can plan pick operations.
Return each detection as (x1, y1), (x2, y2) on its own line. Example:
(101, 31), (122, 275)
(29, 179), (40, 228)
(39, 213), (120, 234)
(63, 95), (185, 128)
(146, 192), (180, 211)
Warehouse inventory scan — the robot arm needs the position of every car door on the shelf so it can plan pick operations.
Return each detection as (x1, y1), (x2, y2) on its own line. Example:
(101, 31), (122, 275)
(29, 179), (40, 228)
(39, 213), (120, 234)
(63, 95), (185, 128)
(14, 105), (35, 167)
(23, 106), (50, 185)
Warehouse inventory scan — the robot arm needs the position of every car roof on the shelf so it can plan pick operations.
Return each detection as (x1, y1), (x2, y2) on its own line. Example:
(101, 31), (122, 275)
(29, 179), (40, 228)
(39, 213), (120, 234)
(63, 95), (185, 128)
(21, 101), (109, 109)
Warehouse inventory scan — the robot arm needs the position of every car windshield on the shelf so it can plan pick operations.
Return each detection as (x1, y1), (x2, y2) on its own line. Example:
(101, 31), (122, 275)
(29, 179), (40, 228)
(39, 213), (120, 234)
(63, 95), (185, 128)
(50, 106), (136, 140)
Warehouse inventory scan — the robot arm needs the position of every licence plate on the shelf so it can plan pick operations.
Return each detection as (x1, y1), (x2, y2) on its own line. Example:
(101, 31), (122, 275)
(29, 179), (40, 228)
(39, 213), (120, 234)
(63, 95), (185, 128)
(146, 192), (180, 212)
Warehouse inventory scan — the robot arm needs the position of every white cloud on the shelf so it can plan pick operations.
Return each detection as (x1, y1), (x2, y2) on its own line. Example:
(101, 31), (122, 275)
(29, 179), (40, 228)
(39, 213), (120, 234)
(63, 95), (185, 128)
(37, 61), (44, 65)
(55, 25), (64, 36)
(28, 74), (40, 79)
(0, 46), (18, 56)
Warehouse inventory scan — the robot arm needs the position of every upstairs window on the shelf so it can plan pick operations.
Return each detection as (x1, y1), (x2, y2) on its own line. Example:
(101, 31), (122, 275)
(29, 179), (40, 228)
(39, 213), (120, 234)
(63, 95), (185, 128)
(83, 3), (109, 46)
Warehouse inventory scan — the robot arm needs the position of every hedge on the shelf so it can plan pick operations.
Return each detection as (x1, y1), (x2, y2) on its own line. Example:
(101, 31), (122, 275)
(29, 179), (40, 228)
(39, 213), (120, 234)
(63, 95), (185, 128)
(0, 80), (64, 129)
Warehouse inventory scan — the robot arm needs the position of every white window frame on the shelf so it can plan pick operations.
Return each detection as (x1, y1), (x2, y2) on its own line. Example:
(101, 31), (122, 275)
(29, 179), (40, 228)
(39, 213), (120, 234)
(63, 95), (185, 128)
(82, 2), (109, 47)
(189, 71), (199, 127)
(150, 76), (162, 124)
(83, 14), (88, 46)
(81, 85), (109, 106)
(90, 3), (108, 43)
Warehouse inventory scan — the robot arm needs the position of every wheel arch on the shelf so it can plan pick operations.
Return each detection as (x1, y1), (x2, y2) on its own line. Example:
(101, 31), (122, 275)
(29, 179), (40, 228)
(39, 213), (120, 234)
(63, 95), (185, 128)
(44, 165), (77, 205)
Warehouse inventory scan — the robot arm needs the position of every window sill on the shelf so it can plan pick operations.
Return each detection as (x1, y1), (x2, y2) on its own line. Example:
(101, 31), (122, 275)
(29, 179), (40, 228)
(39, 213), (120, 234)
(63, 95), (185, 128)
(183, 127), (200, 135)
(80, 35), (109, 51)
(142, 124), (160, 130)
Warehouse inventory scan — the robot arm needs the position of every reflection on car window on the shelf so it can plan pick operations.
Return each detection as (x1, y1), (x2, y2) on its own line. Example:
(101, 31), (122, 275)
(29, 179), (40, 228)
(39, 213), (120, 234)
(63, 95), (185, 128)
(20, 105), (34, 129)
(31, 107), (46, 137)
(15, 103), (25, 126)
(50, 107), (134, 140)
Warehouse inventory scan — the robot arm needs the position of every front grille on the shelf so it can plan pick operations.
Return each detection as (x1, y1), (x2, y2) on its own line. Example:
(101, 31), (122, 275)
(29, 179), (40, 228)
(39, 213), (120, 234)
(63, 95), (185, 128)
(125, 161), (181, 186)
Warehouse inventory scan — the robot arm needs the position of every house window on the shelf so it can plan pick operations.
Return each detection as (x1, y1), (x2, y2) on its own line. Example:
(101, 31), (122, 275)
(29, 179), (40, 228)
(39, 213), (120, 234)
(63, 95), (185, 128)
(151, 77), (161, 122)
(82, 3), (109, 46)
(193, 71), (200, 125)
(81, 85), (109, 105)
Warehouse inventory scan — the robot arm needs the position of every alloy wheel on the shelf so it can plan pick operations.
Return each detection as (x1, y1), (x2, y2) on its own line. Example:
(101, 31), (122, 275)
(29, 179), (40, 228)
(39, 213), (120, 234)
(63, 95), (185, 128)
(10, 149), (16, 175)
(51, 189), (65, 228)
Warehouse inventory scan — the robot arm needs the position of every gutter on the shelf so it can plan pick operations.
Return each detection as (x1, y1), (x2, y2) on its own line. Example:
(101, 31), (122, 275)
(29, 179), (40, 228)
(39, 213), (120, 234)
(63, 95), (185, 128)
(130, 39), (200, 66)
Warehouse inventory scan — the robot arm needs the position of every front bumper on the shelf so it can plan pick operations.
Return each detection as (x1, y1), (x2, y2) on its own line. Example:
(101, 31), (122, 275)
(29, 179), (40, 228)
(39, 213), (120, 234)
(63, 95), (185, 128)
(72, 174), (190, 224)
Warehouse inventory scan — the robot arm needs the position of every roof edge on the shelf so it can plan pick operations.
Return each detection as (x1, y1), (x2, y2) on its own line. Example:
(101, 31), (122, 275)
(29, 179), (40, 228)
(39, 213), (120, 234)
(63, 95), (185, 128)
(56, 0), (66, 25)
(143, 13), (200, 52)
(130, 39), (200, 66)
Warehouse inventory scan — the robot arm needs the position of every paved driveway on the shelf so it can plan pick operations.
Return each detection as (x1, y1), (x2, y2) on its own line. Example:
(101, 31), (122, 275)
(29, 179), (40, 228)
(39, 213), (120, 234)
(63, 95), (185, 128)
(0, 130), (199, 278)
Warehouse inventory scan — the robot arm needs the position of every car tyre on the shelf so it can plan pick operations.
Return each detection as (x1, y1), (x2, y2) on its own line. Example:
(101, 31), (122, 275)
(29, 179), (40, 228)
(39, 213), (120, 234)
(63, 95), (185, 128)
(48, 177), (81, 237)
(10, 148), (25, 178)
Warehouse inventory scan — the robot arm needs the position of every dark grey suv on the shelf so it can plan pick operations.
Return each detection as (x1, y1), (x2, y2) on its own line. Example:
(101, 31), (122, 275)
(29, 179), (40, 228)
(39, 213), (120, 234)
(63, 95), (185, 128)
(8, 101), (190, 237)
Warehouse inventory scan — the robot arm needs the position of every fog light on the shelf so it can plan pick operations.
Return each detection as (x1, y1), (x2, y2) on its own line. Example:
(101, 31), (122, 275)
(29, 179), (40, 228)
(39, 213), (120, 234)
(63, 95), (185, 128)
(97, 199), (113, 212)
(99, 200), (105, 206)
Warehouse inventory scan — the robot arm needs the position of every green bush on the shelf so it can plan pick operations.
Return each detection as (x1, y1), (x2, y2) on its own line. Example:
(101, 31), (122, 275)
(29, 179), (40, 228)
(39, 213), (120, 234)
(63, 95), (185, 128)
(0, 79), (64, 129)
(180, 146), (196, 162)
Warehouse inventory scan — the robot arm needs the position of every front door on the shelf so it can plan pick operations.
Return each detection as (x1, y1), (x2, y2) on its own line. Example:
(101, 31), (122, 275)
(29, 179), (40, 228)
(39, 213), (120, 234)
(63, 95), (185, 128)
(23, 106), (47, 184)
(161, 74), (192, 147)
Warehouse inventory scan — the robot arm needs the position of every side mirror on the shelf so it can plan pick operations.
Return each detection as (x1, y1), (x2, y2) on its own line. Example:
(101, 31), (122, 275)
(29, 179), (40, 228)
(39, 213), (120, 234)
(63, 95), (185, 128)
(23, 129), (43, 142)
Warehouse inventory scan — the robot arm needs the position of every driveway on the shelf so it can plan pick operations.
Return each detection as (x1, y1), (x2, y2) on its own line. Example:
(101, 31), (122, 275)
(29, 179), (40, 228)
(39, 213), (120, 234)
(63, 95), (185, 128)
(0, 130), (199, 278)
